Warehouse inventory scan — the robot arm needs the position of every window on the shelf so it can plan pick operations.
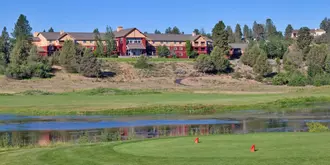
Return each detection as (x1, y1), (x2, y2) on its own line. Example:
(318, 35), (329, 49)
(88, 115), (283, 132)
(161, 41), (163, 44)
(49, 40), (53, 44)
(201, 47), (205, 51)
(83, 40), (86, 43)
(179, 42), (182, 44)
(194, 42), (198, 45)
(174, 42), (177, 44)
(179, 47), (183, 50)
(174, 47), (177, 50)
(90, 41), (94, 44)
(201, 42), (205, 45)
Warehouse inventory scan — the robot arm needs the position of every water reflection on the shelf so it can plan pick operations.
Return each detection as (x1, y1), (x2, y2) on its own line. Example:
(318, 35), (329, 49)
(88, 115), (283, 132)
(0, 112), (330, 147)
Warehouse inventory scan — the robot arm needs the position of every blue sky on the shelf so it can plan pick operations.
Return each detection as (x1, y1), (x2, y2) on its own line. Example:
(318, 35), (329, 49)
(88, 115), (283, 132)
(1, 0), (330, 34)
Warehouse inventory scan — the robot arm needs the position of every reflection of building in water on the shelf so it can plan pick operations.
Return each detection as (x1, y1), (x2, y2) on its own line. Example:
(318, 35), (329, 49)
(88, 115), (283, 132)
(0, 123), (242, 146)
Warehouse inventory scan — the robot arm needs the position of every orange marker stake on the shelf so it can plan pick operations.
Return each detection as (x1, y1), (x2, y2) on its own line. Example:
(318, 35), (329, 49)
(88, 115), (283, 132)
(250, 144), (256, 152)
(195, 137), (199, 144)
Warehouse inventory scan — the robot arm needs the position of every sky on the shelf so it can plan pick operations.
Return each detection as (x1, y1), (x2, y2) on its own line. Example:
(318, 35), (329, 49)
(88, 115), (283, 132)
(1, 0), (330, 34)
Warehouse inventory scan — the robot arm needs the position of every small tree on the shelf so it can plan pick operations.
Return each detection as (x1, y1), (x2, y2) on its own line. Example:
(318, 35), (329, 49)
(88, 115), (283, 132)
(226, 26), (235, 43)
(48, 27), (54, 32)
(306, 44), (329, 68)
(157, 45), (170, 58)
(297, 27), (313, 54)
(260, 36), (287, 59)
(93, 28), (104, 57)
(104, 26), (116, 57)
(285, 24), (293, 39)
(0, 27), (11, 65)
(59, 40), (78, 73)
(283, 45), (304, 72)
(253, 53), (272, 76)
(185, 40), (192, 58)
(210, 46), (230, 73)
(27, 46), (52, 78)
(325, 54), (330, 73)
(12, 14), (32, 41)
(212, 21), (230, 55)
(234, 24), (242, 43)
(194, 54), (214, 73)
(134, 55), (151, 69)
(80, 48), (102, 77)
(241, 44), (263, 67)
(243, 25), (249, 40)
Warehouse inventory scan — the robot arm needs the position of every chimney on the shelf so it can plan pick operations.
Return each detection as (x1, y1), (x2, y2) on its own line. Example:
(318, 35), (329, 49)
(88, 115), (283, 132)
(60, 30), (65, 35)
(192, 32), (196, 36)
(117, 26), (123, 32)
(33, 32), (39, 37)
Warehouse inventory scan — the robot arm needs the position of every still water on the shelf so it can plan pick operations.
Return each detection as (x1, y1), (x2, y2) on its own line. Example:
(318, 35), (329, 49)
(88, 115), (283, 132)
(0, 110), (330, 146)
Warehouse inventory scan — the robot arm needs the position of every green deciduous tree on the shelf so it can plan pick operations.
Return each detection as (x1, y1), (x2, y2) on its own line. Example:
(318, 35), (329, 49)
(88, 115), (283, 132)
(157, 45), (170, 57)
(212, 21), (229, 55)
(226, 26), (235, 43)
(185, 40), (192, 58)
(285, 24), (293, 39)
(104, 26), (116, 57)
(260, 36), (288, 59)
(12, 14), (32, 41)
(234, 24), (242, 43)
(320, 17), (330, 33)
(48, 27), (54, 32)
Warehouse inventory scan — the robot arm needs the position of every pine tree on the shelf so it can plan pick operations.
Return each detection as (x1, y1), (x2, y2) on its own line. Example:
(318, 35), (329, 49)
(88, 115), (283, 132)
(253, 21), (265, 40)
(226, 26), (235, 43)
(193, 29), (200, 35)
(210, 46), (230, 73)
(48, 27), (54, 32)
(243, 25), (249, 40)
(93, 28), (104, 57)
(172, 26), (181, 34)
(185, 40), (192, 58)
(234, 24), (243, 43)
(59, 40), (77, 73)
(80, 48), (101, 77)
(253, 52), (272, 76)
(154, 29), (161, 34)
(0, 27), (11, 65)
(265, 18), (277, 38)
(165, 27), (172, 34)
(200, 28), (206, 35)
(104, 26), (116, 56)
(297, 27), (313, 53)
(285, 24), (293, 39)
(212, 21), (229, 55)
(27, 46), (52, 78)
(320, 17), (330, 33)
(12, 14), (32, 41)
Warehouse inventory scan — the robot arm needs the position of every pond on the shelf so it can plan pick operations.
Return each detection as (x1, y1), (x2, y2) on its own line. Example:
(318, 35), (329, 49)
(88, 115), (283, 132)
(0, 110), (330, 146)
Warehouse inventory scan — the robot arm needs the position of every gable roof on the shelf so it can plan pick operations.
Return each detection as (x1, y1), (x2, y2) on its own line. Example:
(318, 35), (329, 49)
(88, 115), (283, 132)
(39, 32), (61, 40)
(146, 34), (212, 42)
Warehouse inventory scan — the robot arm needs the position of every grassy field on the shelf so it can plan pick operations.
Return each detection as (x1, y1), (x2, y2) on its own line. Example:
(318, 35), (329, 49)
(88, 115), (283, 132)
(0, 88), (330, 115)
(1, 133), (329, 165)
(100, 57), (194, 63)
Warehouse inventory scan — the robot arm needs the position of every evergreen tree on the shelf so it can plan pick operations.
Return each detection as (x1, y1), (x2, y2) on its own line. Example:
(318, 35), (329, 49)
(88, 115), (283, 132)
(234, 24), (243, 43)
(59, 40), (77, 73)
(285, 24), (294, 39)
(212, 21), (229, 55)
(210, 46), (230, 73)
(193, 29), (200, 35)
(283, 44), (304, 72)
(157, 45), (170, 57)
(165, 27), (172, 34)
(185, 40), (192, 58)
(172, 26), (181, 34)
(265, 18), (277, 38)
(154, 29), (161, 34)
(0, 27), (11, 65)
(297, 27), (313, 53)
(200, 28), (206, 35)
(243, 25), (249, 40)
(248, 28), (253, 39)
(43, 30), (46, 32)
(104, 26), (116, 56)
(320, 17), (330, 33)
(253, 21), (265, 40)
(80, 48), (101, 77)
(253, 53), (272, 76)
(93, 28), (104, 57)
(48, 27), (54, 32)
(12, 14), (32, 41)
(27, 46), (52, 78)
(241, 44), (263, 67)
(306, 44), (329, 68)
(226, 26), (235, 43)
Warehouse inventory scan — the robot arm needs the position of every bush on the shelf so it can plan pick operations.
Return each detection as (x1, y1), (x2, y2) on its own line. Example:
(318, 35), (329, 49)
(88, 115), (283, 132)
(307, 122), (329, 133)
(253, 53), (272, 76)
(20, 90), (55, 96)
(283, 45), (304, 72)
(288, 72), (307, 86)
(272, 73), (289, 85)
(59, 40), (79, 73)
(194, 54), (214, 73)
(211, 47), (230, 73)
(5, 63), (33, 79)
(134, 55), (152, 69)
(312, 74), (330, 86)
(232, 72), (242, 79)
(307, 63), (324, 78)
(49, 51), (60, 65)
(241, 44), (263, 67)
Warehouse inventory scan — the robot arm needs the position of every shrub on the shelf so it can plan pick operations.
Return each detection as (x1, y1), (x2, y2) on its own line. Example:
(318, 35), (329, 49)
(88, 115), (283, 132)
(20, 90), (55, 96)
(194, 54), (214, 73)
(326, 54), (330, 74)
(5, 63), (33, 79)
(307, 122), (329, 133)
(49, 51), (60, 65)
(134, 55), (152, 69)
(272, 72), (289, 85)
(312, 74), (330, 86)
(210, 47), (230, 73)
(306, 44), (329, 67)
(307, 63), (324, 78)
(241, 44), (263, 67)
(157, 45), (170, 58)
(288, 72), (307, 86)
(59, 40), (78, 73)
(232, 72), (242, 79)
(283, 45), (304, 72)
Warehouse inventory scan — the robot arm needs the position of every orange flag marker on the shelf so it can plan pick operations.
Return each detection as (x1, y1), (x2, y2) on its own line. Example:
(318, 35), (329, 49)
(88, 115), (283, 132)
(195, 137), (199, 144)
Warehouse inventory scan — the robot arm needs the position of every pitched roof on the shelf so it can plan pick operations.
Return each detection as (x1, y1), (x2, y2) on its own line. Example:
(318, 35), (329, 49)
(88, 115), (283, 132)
(127, 43), (146, 50)
(146, 34), (212, 42)
(39, 32), (61, 40)
(113, 28), (135, 37)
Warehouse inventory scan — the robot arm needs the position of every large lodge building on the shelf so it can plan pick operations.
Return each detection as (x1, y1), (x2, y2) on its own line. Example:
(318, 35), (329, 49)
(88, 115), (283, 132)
(32, 26), (214, 58)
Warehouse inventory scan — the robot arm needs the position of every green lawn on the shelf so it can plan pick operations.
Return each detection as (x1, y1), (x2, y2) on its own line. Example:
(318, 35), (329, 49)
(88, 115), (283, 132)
(1, 88), (330, 115)
(1, 133), (329, 165)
